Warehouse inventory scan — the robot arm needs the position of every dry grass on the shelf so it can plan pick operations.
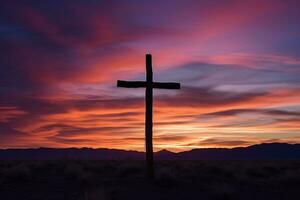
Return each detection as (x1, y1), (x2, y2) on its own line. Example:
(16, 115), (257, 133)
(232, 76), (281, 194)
(0, 160), (300, 200)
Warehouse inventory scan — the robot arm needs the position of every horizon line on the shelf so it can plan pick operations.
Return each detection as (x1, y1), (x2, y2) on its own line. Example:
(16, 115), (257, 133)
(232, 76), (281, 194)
(1, 142), (299, 153)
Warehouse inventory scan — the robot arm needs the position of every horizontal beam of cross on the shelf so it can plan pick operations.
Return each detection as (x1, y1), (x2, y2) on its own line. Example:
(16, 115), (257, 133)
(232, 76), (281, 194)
(117, 80), (180, 89)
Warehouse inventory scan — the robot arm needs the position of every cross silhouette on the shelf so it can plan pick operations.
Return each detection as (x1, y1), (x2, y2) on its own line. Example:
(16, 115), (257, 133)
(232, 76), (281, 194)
(117, 54), (180, 178)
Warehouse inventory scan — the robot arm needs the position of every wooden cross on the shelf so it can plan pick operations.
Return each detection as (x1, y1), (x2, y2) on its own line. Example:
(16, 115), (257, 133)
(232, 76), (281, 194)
(117, 54), (180, 178)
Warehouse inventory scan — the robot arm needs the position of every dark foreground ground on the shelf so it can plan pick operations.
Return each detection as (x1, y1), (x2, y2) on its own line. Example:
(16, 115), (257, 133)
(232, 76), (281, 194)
(1, 160), (300, 200)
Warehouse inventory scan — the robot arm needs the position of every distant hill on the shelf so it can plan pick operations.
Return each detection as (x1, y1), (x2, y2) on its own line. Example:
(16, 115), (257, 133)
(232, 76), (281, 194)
(176, 143), (300, 160)
(1, 143), (300, 160)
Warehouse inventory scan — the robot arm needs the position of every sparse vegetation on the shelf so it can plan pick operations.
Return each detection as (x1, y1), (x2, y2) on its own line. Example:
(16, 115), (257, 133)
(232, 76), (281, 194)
(0, 160), (300, 199)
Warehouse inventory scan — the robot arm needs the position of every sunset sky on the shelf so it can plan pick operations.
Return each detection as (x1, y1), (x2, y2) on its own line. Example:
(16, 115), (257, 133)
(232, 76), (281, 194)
(1, 0), (300, 152)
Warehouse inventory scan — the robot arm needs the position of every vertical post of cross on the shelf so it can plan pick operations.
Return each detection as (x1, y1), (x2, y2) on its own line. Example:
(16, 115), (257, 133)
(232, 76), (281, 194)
(117, 54), (180, 179)
(145, 54), (154, 178)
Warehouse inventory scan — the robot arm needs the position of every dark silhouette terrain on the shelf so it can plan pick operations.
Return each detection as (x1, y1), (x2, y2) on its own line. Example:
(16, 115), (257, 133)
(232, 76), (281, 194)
(1, 143), (300, 160)
(1, 143), (300, 200)
(1, 159), (300, 200)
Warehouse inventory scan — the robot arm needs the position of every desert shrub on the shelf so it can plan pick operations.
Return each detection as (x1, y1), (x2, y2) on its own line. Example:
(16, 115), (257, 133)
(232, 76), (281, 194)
(154, 167), (179, 187)
(209, 182), (236, 200)
(114, 162), (143, 178)
(81, 161), (112, 177)
(3, 163), (31, 182)
(64, 162), (94, 185)
(261, 165), (281, 174)
(275, 168), (300, 186)
(81, 187), (110, 200)
(243, 164), (270, 180)
(173, 162), (196, 179)
(203, 164), (237, 182)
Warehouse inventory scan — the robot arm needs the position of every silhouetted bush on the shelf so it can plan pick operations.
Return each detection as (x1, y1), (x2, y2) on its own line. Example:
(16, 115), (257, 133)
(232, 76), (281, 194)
(81, 187), (109, 200)
(115, 161), (143, 178)
(154, 167), (178, 187)
(1, 160), (300, 200)
(64, 161), (94, 185)
(3, 163), (31, 182)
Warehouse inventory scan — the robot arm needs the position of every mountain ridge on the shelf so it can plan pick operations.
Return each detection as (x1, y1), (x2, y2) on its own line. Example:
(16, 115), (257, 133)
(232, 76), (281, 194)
(1, 143), (300, 160)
